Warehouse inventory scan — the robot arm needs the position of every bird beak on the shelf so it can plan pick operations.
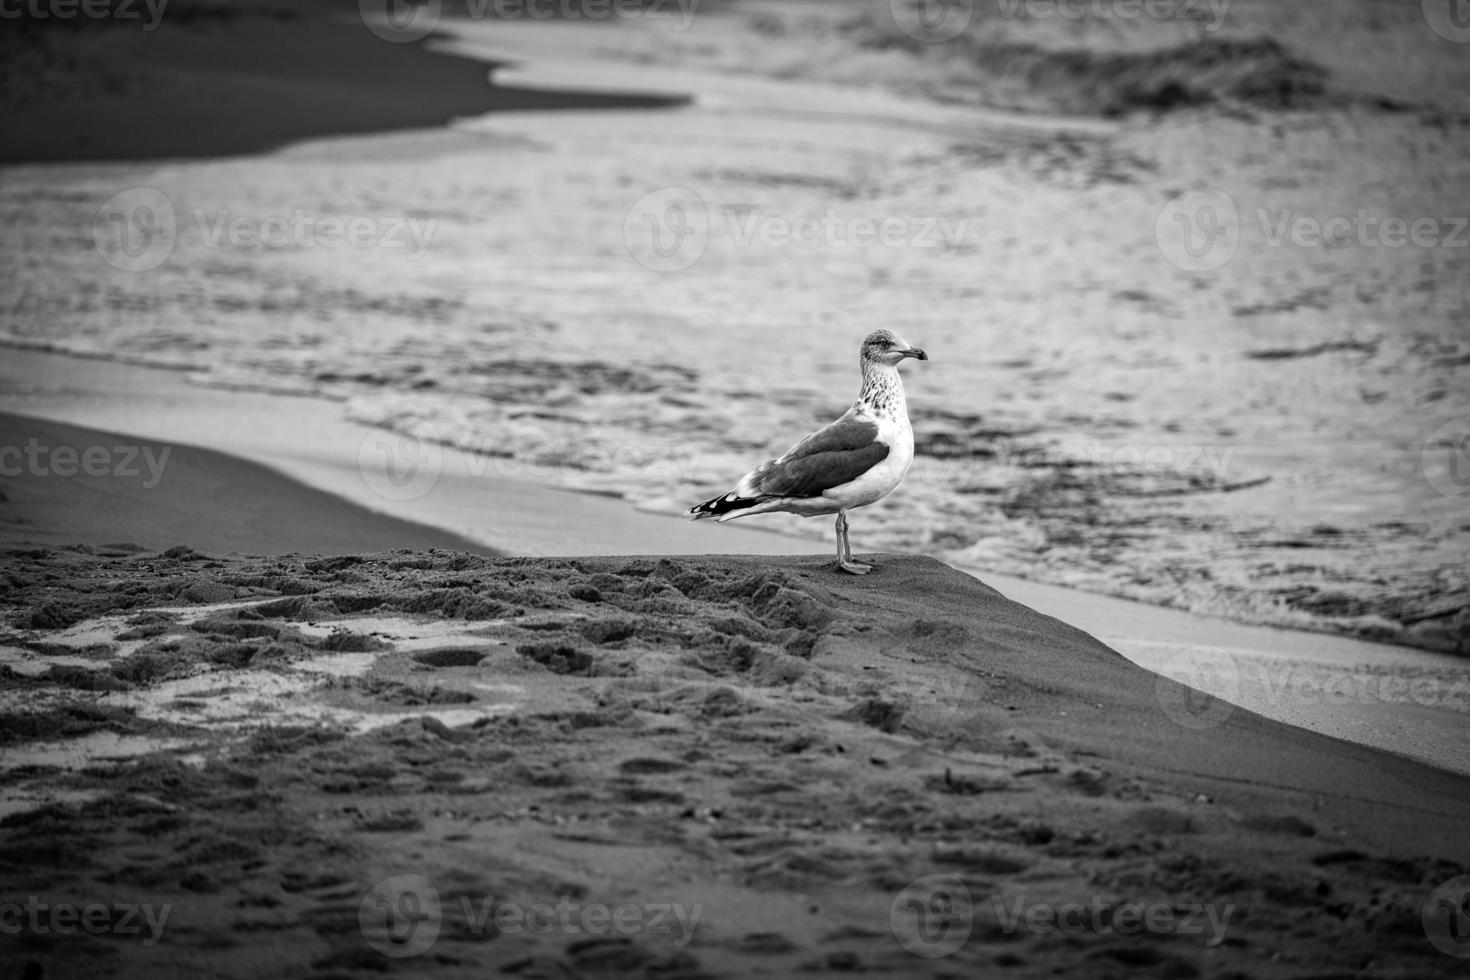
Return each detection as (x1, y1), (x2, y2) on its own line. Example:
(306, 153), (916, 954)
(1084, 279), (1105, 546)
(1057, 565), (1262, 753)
(902, 347), (929, 361)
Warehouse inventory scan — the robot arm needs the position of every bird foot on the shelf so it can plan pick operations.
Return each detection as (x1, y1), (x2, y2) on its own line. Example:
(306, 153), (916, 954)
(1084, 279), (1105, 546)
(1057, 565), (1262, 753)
(837, 558), (872, 575)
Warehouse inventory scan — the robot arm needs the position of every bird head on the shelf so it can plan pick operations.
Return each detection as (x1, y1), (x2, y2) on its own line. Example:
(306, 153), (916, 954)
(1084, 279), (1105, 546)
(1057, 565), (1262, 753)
(861, 329), (928, 367)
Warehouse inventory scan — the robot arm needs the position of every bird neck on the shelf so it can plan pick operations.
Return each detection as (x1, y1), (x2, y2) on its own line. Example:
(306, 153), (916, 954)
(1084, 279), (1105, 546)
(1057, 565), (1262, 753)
(857, 360), (907, 421)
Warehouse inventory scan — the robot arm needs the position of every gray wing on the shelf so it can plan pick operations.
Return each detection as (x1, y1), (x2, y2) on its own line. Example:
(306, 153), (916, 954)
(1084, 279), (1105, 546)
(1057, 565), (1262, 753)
(740, 410), (888, 499)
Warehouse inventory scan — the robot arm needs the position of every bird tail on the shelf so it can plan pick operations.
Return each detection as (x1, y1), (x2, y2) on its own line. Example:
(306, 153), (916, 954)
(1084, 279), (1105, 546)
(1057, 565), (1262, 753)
(688, 491), (762, 522)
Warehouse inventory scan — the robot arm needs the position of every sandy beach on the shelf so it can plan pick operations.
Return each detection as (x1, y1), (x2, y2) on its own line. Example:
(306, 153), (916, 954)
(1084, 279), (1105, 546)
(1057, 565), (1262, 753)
(3, 0), (1470, 975)
(3, 346), (1470, 980)
(3, 1), (1466, 655)
(4, 544), (1468, 977)
(5, 348), (1469, 782)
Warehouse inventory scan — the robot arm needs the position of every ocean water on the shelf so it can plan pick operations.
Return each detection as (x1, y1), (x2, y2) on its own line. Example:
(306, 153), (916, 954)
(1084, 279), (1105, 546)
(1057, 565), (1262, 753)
(1, 37), (1466, 654)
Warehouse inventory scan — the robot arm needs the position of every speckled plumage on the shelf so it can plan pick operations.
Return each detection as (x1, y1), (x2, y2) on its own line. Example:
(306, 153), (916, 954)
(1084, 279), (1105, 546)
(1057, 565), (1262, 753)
(857, 353), (907, 420)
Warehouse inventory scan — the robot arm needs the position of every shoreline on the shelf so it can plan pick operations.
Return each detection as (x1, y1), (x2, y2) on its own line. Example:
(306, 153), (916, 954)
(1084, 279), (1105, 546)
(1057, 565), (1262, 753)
(0, 412), (497, 557)
(3, 347), (1467, 780)
(0, 1), (688, 166)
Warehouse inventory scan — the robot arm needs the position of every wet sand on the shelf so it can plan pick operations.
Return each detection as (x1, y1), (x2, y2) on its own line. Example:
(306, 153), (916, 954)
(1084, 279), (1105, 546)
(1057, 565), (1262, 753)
(0, 412), (496, 557)
(0, 0), (685, 165)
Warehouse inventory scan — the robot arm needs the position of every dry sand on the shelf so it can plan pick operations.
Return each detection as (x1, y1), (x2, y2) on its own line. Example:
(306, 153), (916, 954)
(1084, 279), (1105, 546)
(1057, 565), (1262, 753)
(3, 547), (1468, 978)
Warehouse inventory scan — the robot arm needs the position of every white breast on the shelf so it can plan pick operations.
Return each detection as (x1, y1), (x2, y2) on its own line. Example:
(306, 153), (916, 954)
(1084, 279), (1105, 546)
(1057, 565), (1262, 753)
(821, 412), (913, 511)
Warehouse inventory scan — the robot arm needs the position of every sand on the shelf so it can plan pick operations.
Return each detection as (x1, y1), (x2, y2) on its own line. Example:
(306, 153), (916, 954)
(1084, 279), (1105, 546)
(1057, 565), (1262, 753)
(5, 349), (1467, 781)
(2, 398), (1467, 973)
(0, 412), (496, 557)
(3, 547), (1468, 978)
(0, 403), (1467, 976)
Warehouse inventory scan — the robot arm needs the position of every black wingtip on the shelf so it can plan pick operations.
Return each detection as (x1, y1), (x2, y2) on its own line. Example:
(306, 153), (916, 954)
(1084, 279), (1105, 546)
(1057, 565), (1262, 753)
(690, 492), (755, 520)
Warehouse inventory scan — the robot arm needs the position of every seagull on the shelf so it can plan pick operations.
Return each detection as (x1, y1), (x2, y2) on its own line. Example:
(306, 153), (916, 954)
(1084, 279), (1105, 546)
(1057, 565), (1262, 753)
(689, 329), (928, 575)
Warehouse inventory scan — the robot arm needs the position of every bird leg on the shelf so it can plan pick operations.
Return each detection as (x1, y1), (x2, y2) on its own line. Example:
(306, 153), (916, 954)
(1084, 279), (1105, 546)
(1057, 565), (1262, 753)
(835, 511), (871, 575)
